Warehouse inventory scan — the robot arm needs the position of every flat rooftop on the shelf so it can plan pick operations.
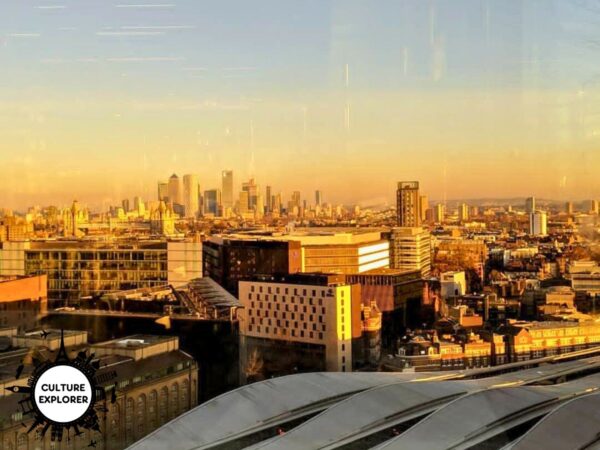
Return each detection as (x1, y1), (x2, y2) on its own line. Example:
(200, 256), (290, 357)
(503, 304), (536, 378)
(210, 228), (387, 246)
(92, 334), (177, 350)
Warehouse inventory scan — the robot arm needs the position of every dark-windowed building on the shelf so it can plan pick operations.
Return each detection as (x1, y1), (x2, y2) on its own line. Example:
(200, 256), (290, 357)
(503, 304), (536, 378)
(203, 237), (301, 296)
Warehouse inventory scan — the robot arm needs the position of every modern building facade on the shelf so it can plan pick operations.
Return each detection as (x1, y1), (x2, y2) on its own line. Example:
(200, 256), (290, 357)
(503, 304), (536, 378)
(238, 273), (357, 381)
(168, 174), (182, 206)
(525, 196), (536, 214)
(203, 189), (222, 216)
(387, 227), (432, 278)
(203, 230), (390, 296)
(529, 211), (548, 236)
(203, 236), (302, 296)
(458, 203), (469, 222)
(182, 174), (199, 218)
(221, 170), (234, 209)
(0, 239), (202, 304)
(434, 203), (445, 224)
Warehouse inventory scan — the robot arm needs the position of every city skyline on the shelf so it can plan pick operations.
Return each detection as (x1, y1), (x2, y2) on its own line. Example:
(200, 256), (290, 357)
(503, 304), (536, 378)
(3, 1), (600, 208)
(7, 166), (600, 213)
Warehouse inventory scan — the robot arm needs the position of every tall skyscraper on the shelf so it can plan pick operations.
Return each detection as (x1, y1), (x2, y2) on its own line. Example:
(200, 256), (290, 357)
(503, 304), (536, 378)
(242, 178), (258, 211)
(590, 200), (599, 215)
(121, 198), (130, 213)
(222, 170), (234, 209)
(529, 211), (548, 236)
(525, 196), (536, 214)
(204, 189), (222, 215)
(396, 181), (420, 227)
(265, 185), (272, 213)
(273, 193), (282, 213)
(434, 203), (445, 224)
(292, 191), (301, 209)
(239, 191), (250, 214)
(157, 182), (169, 202)
(256, 193), (265, 217)
(183, 174), (200, 218)
(168, 174), (182, 206)
(458, 203), (469, 222)
(315, 190), (323, 207)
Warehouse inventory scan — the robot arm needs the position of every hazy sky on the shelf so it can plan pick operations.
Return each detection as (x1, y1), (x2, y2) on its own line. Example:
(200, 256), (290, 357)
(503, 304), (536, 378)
(2, 0), (600, 210)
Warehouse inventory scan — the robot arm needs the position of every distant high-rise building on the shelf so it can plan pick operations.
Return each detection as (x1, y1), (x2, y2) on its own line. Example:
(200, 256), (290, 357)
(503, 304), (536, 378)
(134, 196), (145, 216)
(434, 203), (445, 224)
(265, 186), (272, 213)
(242, 178), (259, 211)
(256, 193), (265, 217)
(222, 170), (234, 209)
(158, 182), (169, 202)
(396, 181), (420, 227)
(590, 200), (599, 215)
(168, 174), (182, 205)
(122, 198), (130, 213)
(315, 190), (323, 207)
(419, 195), (429, 222)
(239, 191), (250, 214)
(529, 211), (548, 236)
(273, 193), (282, 213)
(458, 203), (469, 222)
(525, 197), (536, 214)
(183, 174), (200, 218)
(566, 201), (574, 214)
(292, 191), (301, 209)
(204, 189), (222, 215)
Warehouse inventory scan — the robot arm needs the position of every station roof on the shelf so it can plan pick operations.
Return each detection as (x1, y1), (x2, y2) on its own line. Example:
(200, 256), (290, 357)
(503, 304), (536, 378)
(377, 374), (600, 450)
(506, 393), (600, 450)
(128, 372), (430, 450)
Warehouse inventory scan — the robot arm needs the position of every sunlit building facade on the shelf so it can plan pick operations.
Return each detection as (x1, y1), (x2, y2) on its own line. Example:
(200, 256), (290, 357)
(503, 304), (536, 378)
(239, 274), (357, 381)
(387, 227), (431, 278)
(396, 181), (421, 227)
(221, 170), (234, 209)
(182, 174), (200, 218)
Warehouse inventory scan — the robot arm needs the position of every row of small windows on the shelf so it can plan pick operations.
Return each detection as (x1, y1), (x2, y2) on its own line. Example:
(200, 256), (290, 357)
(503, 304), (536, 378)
(247, 324), (324, 340)
(250, 285), (334, 297)
(248, 292), (325, 306)
(249, 302), (325, 315)
(249, 316), (326, 331)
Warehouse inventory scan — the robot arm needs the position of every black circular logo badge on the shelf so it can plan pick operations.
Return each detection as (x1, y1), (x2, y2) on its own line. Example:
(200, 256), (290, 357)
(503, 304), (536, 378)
(7, 330), (116, 446)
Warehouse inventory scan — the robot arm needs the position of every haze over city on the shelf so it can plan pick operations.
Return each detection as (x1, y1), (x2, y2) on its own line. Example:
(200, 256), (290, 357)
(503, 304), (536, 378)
(6, 2), (600, 450)
(2, 0), (600, 209)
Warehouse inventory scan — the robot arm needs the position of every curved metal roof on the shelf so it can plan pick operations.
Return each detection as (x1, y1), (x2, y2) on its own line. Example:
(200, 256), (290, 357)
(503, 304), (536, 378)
(250, 380), (478, 450)
(377, 374), (600, 450)
(127, 372), (427, 450)
(506, 393), (600, 450)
